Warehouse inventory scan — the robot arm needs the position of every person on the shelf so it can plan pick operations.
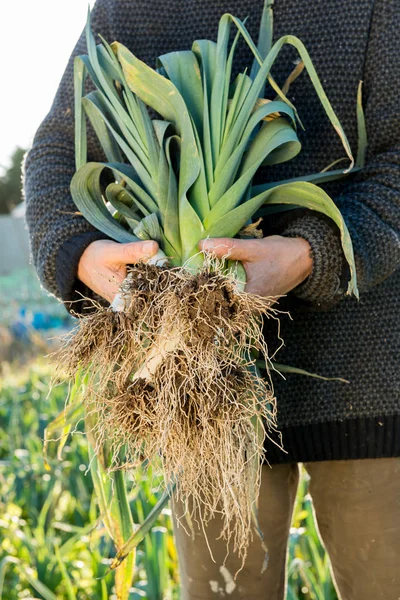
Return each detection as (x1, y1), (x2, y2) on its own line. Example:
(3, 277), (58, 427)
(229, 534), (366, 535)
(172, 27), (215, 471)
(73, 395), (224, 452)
(24, 0), (400, 598)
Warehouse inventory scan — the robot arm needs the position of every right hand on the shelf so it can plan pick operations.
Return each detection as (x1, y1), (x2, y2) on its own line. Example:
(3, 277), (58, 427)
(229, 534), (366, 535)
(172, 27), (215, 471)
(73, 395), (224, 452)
(77, 239), (159, 303)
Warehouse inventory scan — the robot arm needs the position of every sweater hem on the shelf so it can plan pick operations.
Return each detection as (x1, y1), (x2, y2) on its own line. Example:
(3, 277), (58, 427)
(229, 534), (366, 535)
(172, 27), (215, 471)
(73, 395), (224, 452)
(263, 415), (400, 464)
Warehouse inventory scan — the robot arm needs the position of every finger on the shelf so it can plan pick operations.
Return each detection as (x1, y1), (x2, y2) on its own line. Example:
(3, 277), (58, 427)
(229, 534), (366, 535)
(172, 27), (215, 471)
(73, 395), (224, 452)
(107, 240), (159, 265)
(199, 238), (260, 261)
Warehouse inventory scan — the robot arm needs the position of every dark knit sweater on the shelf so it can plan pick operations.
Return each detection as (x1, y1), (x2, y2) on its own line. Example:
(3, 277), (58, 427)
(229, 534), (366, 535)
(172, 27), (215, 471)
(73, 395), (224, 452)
(24, 0), (400, 463)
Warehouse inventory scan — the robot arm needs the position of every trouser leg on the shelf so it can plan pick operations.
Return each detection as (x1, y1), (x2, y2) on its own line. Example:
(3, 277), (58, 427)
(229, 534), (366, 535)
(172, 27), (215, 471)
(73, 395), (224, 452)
(172, 462), (300, 600)
(305, 457), (400, 600)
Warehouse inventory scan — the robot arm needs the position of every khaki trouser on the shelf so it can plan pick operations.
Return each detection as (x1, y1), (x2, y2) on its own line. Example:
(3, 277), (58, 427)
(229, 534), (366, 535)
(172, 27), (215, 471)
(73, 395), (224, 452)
(172, 458), (400, 600)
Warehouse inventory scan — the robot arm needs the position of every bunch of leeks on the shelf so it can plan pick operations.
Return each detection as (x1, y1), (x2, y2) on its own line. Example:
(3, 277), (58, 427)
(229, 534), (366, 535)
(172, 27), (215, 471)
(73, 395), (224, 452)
(61, 0), (364, 562)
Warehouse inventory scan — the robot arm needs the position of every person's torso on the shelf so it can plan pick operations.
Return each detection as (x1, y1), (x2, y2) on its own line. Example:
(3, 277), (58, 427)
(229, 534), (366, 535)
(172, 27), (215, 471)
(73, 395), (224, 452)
(107, 0), (399, 424)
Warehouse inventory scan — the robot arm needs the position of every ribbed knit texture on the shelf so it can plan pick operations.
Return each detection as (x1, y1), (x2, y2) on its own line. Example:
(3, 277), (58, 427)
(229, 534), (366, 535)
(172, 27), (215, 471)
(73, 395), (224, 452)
(279, 212), (347, 304)
(23, 0), (400, 463)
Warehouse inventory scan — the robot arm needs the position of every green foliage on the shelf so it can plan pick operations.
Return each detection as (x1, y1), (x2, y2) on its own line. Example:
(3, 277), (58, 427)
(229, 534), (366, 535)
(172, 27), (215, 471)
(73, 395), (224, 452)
(0, 362), (177, 600)
(287, 469), (338, 600)
(0, 361), (337, 599)
(0, 147), (26, 215)
(71, 6), (365, 291)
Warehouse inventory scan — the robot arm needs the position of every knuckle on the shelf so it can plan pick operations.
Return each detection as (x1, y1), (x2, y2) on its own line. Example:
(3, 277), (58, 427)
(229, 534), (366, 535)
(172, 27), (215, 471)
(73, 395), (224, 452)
(122, 242), (140, 262)
(220, 238), (235, 251)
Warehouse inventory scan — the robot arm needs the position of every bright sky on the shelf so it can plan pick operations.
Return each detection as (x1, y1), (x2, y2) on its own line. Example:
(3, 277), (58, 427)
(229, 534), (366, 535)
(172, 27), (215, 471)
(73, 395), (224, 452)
(0, 0), (95, 172)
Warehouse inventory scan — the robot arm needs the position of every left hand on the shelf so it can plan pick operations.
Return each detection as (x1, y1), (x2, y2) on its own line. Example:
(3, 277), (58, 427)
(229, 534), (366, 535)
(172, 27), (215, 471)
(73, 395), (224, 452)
(199, 235), (313, 298)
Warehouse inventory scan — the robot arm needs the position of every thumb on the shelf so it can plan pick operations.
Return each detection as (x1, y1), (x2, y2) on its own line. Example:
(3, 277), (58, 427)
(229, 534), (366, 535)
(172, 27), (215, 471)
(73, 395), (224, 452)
(107, 240), (159, 265)
(199, 237), (260, 262)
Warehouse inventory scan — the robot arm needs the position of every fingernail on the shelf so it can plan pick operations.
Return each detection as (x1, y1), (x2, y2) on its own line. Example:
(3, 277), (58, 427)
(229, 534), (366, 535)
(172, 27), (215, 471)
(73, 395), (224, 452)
(200, 239), (215, 251)
(142, 241), (157, 252)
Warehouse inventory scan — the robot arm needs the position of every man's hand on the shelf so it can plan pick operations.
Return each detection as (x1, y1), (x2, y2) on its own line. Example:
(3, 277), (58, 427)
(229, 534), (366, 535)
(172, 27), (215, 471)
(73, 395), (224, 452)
(77, 239), (159, 303)
(199, 235), (313, 298)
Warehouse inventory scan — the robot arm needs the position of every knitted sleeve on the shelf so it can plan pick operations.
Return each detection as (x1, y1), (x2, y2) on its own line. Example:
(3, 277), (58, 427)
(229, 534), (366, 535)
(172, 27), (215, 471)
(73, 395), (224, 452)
(23, 0), (114, 310)
(279, 0), (400, 307)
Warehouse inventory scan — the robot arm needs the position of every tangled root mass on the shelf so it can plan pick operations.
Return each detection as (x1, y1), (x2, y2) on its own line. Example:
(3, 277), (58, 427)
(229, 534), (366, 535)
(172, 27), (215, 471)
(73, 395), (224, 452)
(56, 262), (279, 562)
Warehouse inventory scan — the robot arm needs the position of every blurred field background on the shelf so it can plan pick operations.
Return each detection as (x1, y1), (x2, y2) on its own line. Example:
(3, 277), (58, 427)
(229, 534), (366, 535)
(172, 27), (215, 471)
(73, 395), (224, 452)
(0, 358), (338, 599)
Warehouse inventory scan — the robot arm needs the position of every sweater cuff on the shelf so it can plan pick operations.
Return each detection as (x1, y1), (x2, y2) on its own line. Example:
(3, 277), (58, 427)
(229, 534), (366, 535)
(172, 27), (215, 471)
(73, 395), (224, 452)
(280, 213), (349, 307)
(56, 231), (110, 316)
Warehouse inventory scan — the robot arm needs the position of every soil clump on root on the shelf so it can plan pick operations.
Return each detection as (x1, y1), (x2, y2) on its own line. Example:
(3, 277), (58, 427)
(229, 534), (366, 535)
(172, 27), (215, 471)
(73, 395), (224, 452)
(56, 262), (278, 562)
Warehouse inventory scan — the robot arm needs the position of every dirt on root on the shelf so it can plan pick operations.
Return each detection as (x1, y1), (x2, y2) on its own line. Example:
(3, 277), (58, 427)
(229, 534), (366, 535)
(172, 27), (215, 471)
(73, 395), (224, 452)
(56, 261), (278, 564)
